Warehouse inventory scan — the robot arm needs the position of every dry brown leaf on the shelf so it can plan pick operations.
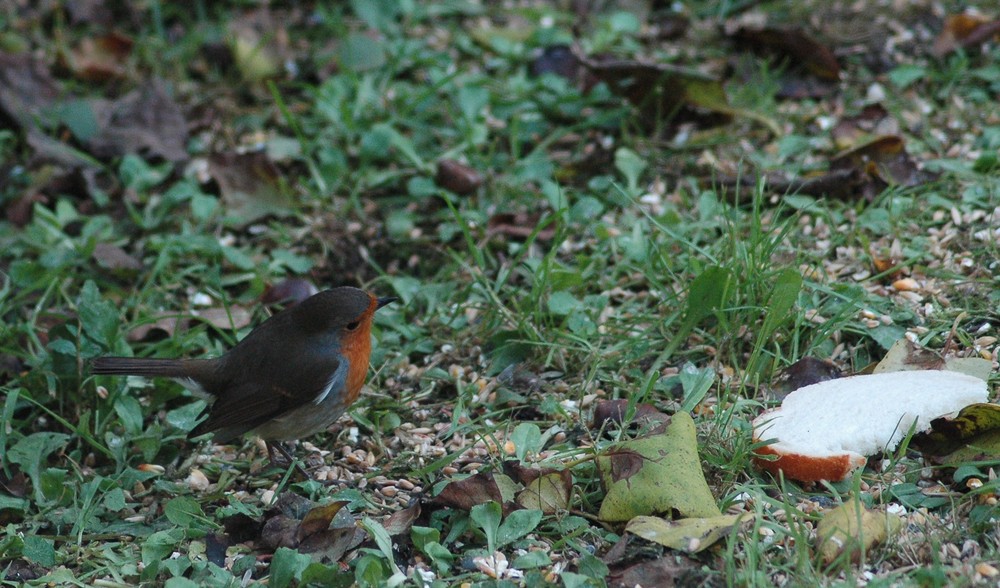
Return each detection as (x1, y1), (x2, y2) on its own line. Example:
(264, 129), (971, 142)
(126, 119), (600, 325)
(261, 278), (319, 309)
(208, 151), (295, 227)
(63, 32), (133, 82)
(88, 77), (189, 162)
(436, 159), (484, 195)
(732, 26), (841, 81)
(0, 53), (60, 129)
(192, 306), (253, 331)
(92, 243), (143, 272)
(933, 14), (1000, 57)
(487, 212), (556, 242)
(430, 472), (505, 512)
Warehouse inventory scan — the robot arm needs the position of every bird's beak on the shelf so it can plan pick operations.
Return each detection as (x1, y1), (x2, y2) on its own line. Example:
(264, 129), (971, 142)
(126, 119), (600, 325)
(376, 296), (398, 310)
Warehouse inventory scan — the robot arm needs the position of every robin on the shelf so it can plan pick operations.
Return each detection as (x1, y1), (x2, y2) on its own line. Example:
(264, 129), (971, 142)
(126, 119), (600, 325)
(92, 286), (396, 466)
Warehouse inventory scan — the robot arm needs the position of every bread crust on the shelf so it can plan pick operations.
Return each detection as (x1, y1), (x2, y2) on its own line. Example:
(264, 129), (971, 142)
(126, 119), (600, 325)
(752, 443), (867, 482)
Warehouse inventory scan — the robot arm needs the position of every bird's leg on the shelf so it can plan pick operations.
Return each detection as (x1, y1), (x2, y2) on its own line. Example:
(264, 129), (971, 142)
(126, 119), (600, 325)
(265, 441), (310, 481)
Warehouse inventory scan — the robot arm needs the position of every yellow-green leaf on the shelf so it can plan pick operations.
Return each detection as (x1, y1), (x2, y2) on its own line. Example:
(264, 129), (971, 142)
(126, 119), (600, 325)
(596, 412), (720, 522)
(625, 514), (744, 553)
(816, 501), (901, 564)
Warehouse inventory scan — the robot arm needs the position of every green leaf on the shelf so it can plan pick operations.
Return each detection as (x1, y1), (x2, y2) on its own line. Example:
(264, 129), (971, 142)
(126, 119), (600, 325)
(576, 553), (609, 580)
(760, 268), (801, 340)
(561, 571), (597, 588)
(22, 535), (55, 567)
(509, 423), (542, 461)
(614, 147), (647, 195)
(888, 65), (926, 89)
(685, 265), (733, 325)
(512, 549), (551, 570)
(103, 487), (127, 512)
(270, 547), (312, 588)
(360, 517), (404, 579)
(411, 526), (440, 553)
(141, 529), (184, 580)
(163, 496), (207, 529)
(57, 99), (99, 142)
(657, 265), (733, 364)
(7, 432), (70, 505)
(548, 291), (580, 316)
(77, 280), (121, 348)
(339, 34), (386, 72)
(750, 268), (802, 373)
(165, 400), (207, 432)
(470, 501), (502, 553)
(678, 363), (715, 412)
(113, 395), (145, 435)
(496, 508), (542, 548)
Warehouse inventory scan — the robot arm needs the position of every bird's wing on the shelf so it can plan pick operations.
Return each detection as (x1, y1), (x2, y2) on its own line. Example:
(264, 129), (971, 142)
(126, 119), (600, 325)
(191, 352), (347, 442)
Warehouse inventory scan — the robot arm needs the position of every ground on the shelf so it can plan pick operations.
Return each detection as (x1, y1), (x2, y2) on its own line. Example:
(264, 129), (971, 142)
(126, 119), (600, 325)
(1, 1), (1000, 586)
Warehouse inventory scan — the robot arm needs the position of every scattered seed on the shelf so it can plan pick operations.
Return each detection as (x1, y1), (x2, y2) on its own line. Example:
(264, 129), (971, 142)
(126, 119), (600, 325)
(187, 469), (210, 491)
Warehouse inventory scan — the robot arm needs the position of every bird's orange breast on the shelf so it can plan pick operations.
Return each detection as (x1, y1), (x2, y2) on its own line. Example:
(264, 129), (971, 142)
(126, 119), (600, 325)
(339, 296), (377, 405)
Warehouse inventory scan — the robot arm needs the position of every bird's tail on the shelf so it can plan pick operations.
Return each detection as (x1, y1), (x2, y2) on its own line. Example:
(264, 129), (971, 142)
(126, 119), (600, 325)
(91, 356), (194, 378)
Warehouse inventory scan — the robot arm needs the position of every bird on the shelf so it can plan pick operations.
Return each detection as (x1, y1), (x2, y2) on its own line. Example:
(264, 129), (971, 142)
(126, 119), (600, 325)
(91, 286), (396, 467)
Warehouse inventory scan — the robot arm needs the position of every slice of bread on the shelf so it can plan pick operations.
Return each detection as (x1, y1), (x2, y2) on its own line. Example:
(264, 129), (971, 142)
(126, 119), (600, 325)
(753, 370), (989, 482)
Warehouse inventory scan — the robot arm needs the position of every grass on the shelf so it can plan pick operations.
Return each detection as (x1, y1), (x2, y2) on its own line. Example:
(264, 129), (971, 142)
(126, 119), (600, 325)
(2, 0), (1000, 586)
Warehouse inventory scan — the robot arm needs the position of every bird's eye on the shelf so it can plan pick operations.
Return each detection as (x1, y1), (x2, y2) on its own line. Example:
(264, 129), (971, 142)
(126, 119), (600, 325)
(345, 321), (361, 331)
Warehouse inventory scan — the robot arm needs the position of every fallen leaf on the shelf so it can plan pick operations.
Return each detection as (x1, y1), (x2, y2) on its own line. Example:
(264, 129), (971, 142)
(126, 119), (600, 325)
(816, 501), (901, 564)
(772, 357), (841, 399)
(261, 278), (319, 309)
(874, 338), (993, 382)
(625, 514), (744, 553)
(932, 14), (1000, 57)
(0, 52), (60, 130)
(913, 403), (1000, 458)
(92, 243), (143, 272)
(829, 135), (933, 198)
(580, 54), (734, 128)
(831, 104), (898, 149)
(192, 306), (253, 331)
(436, 159), (483, 195)
(515, 470), (573, 514)
(592, 399), (671, 432)
(126, 313), (186, 343)
(222, 512), (262, 543)
(64, 32), (133, 82)
(381, 502), (421, 536)
(732, 26), (841, 81)
(227, 8), (290, 81)
(529, 45), (584, 82)
(431, 472), (505, 512)
(88, 77), (189, 162)
(487, 212), (556, 241)
(207, 151), (296, 227)
(296, 501), (348, 542)
(607, 553), (701, 588)
(596, 412), (721, 522)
